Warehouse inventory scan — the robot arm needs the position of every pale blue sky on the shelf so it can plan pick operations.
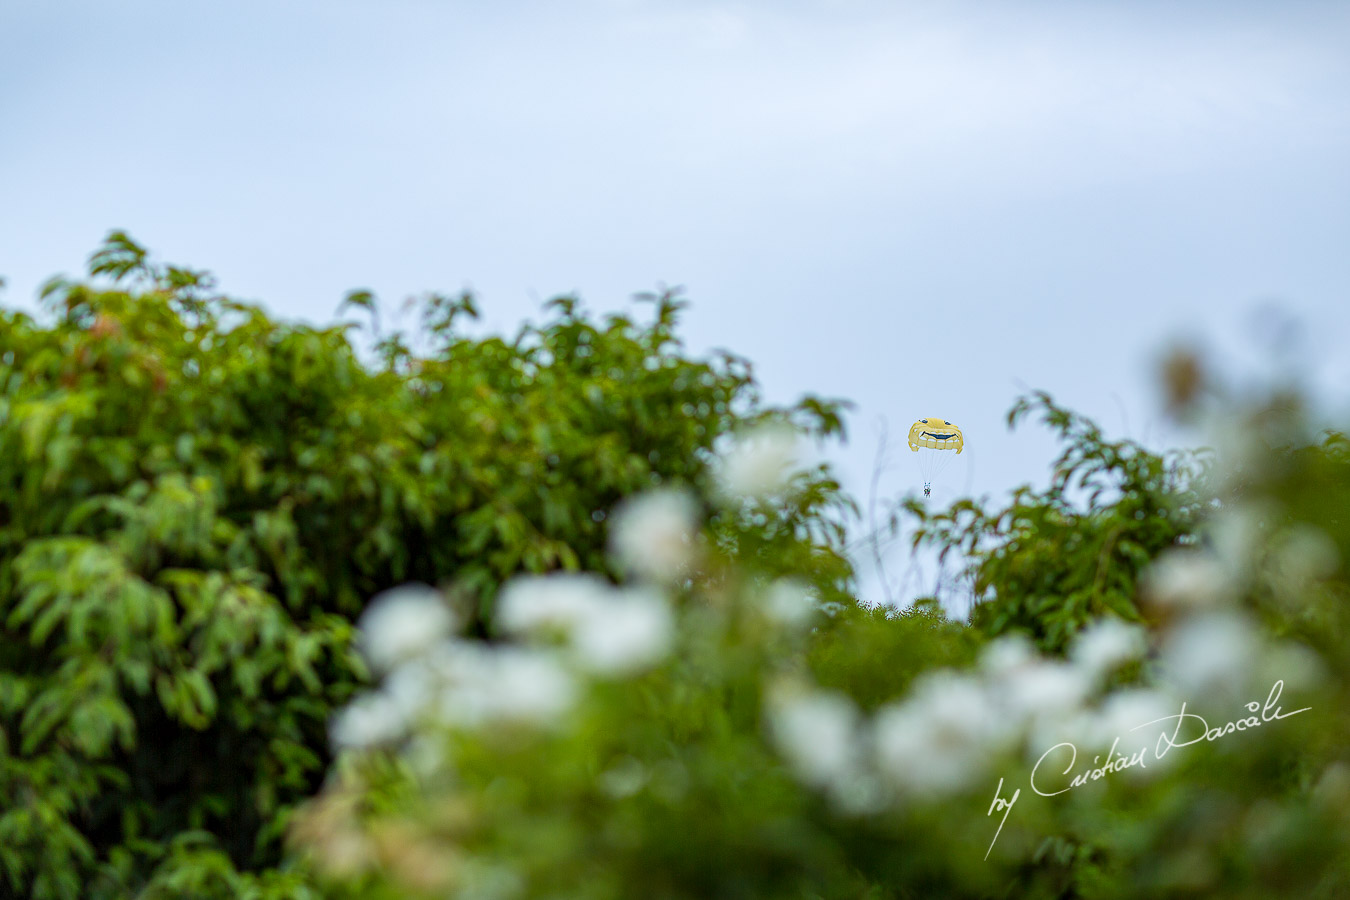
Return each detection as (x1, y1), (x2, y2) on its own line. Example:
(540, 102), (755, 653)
(4, 0), (1348, 605)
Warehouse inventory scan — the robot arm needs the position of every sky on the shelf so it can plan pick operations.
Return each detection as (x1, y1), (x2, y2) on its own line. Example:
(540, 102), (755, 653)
(3, 0), (1348, 608)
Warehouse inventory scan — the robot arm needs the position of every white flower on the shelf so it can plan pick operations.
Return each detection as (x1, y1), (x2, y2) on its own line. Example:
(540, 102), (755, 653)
(975, 636), (1093, 749)
(873, 672), (1008, 798)
(1255, 639), (1326, 694)
(382, 654), (440, 720)
(376, 639), (576, 732)
(330, 693), (406, 749)
(405, 733), (450, 781)
(357, 584), (457, 675)
(1158, 610), (1261, 703)
(715, 423), (800, 501)
(1069, 619), (1148, 684)
(1141, 550), (1234, 611)
(760, 578), (819, 628)
(478, 647), (577, 722)
(607, 489), (701, 582)
(1207, 502), (1270, 582)
(496, 574), (611, 636)
(1313, 762), (1350, 810)
(766, 685), (863, 791)
(978, 634), (1037, 679)
(999, 659), (1091, 725)
(570, 586), (674, 675)
(1267, 524), (1340, 598)
(431, 643), (576, 728)
(598, 757), (649, 799)
(497, 575), (674, 676)
(1082, 688), (1177, 766)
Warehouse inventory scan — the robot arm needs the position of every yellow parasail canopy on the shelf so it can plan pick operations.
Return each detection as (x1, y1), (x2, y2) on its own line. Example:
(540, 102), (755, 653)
(907, 417), (964, 454)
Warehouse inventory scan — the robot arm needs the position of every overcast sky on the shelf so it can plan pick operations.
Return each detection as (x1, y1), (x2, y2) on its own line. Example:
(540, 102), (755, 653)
(4, 0), (1348, 606)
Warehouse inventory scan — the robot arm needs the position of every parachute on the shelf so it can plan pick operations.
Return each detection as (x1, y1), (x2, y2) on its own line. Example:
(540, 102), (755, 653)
(907, 417), (963, 496)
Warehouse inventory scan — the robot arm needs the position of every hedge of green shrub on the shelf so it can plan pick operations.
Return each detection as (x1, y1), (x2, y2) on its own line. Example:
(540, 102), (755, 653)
(0, 234), (852, 898)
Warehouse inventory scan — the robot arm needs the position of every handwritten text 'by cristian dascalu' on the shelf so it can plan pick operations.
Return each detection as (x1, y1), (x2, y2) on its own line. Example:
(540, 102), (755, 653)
(984, 679), (1311, 860)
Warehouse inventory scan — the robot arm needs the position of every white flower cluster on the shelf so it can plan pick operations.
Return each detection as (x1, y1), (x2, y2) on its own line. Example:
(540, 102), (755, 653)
(355, 584), (457, 676)
(766, 684), (862, 790)
(497, 574), (674, 675)
(1140, 550), (1236, 611)
(875, 670), (1018, 798)
(1142, 500), (1338, 618)
(764, 681), (880, 814)
(331, 575), (676, 753)
(333, 583), (575, 752)
(768, 570), (1326, 812)
(759, 578), (822, 629)
(765, 620), (1154, 808)
(1137, 505), (1328, 707)
(607, 489), (700, 583)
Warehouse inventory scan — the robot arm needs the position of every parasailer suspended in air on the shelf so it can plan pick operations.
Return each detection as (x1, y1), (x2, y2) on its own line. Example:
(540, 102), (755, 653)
(907, 417), (963, 497)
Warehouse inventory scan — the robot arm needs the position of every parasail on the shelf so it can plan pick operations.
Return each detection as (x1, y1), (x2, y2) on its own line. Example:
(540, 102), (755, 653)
(907, 417), (963, 496)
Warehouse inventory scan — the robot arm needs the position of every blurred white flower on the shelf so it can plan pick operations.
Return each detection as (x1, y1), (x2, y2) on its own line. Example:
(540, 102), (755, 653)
(608, 489), (700, 582)
(1083, 688), (1177, 767)
(1313, 762), (1350, 811)
(405, 733), (449, 780)
(570, 586), (674, 675)
(761, 578), (819, 628)
(1038, 705), (1102, 759)
(598, 757), (649, 799)
(715, 423), (800, 501)
(1069, 618), (1148, 684)
(496, 574), (611, 636)
(767, 685), (863, 792)
(829, 771), (886, 816)
(330, 692), (406, 750)
(382, 654), (440, 720)
(481, 647), (577, 722)
(1000, 659), (1091, 726)
(1159, 610), (1262, 702)
(1267, 523), (1340, 599)
(456, 860), (526, 900)
(874, 671), (1008, 798)
(975, 636), (1093, 753)
(1207, 502), (1270, 583)
(1141, 550), (1234, 611)
(978, 633), (1037, 679)
(357, 584), (457, 675)
(497, 575), (674, 676)
(432, 643), (576, 728)
(1255, 639), (1326, 694)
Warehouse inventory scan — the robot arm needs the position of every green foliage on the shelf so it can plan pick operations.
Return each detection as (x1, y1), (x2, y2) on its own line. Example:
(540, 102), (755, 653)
(0, 234), (854, 898)
(1219, 403), (1350, 663)
(808, 602), (980, 712)
(907, 391), (1212, 651)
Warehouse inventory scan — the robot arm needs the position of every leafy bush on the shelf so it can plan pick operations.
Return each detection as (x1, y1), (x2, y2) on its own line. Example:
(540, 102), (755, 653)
(0, 234), (853, 898)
